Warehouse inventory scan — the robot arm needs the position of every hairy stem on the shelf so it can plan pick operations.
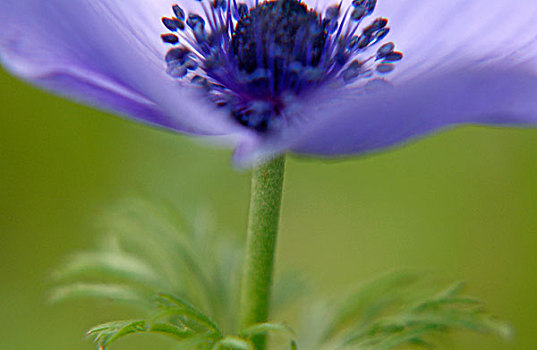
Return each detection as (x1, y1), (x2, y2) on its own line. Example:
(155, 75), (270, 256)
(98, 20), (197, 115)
(239, 155), (286, 350)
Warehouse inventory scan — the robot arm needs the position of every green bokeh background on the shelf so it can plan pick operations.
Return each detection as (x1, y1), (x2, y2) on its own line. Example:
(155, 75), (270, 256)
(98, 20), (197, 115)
(1, 67), (536, 350)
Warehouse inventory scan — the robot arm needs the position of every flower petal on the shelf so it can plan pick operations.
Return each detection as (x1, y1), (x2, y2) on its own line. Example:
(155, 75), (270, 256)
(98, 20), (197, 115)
(292, 69), (537, 156)
(279, 0), (537, 157)
(0, 0), (246, 137)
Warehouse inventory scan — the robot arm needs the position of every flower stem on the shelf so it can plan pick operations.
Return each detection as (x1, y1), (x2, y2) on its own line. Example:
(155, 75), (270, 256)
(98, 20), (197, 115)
(239, 155), (286, 350)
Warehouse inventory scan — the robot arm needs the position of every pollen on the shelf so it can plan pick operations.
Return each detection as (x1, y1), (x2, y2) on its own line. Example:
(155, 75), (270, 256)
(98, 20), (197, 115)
(160, 0), (402, 133)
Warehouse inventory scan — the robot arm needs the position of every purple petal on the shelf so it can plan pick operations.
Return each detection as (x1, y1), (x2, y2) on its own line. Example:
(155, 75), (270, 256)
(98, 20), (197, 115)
(0, 0), (248, 138)
(253, 0), (537, 159)
(292, 69), (537, 156)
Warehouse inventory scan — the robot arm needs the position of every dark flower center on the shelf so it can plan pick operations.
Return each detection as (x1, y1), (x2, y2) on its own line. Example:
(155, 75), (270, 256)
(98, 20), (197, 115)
(231, 0), (326, 88)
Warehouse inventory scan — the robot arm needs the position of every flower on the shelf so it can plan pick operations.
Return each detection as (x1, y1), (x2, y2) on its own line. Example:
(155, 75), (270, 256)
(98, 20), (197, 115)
(1, 0), (536, 166)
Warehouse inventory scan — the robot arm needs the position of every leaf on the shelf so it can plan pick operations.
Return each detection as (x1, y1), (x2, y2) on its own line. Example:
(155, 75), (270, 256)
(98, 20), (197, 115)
(87, 319), (195, 348)
(157, 292), (222, 335)
(323, 270), (421, 341)
(150, 322), (196, 338)
(239, 322), (296, 350)
(53, 251), (165, 290)
(240, 322), (294, 338)
(298, 272), (510, 350)
(212, 336), (254, 350)
(411, 282), (479, 312)
(173, 332), (218, 350)
(99, 198), (240, 325)
(88, 320), (146, 345)
(51, 199), (511, 350)
(50, 283), (150, 307)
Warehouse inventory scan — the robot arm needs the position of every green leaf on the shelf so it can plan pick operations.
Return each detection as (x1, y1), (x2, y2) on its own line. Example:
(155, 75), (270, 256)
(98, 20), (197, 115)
(87, 319), (196, 348)
(149, 322), (196, 339)
(88, 320), (147, 345)
(87, 320), (198, 348)
(212, 336), (254, 350)
(411, 282), (480, 312)
(51, 199), (511, 350)
(173, 332), (217, 350)
(322, 270), (421, 341)
(157, 292), (222, 335)
(239, 322), (296, 350)
(53, 251), (165, 289)
(299, 272), (510, 350)
(50, 283), (150, 307)
(240, 322), (294, 338)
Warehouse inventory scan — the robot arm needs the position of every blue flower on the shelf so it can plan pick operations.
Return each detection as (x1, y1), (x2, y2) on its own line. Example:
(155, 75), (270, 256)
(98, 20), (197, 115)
(1, 0), (536, 166)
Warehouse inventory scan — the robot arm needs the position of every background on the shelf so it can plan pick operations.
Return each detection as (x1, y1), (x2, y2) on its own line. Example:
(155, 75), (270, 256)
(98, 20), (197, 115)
(1, 67), (536, 350)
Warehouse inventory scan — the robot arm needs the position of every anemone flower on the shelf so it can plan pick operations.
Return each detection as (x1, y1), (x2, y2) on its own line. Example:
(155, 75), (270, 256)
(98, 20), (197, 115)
(1, 0), (536, 166)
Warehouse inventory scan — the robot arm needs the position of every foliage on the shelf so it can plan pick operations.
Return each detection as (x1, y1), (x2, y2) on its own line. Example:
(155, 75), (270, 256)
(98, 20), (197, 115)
(52, 199), (510, 349)
(297, 272), (511, 350)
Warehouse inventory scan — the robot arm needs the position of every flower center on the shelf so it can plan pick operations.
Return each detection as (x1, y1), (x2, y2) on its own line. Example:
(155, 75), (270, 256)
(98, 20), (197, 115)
(160, 0), (402, 133)
(231, 0), (326, 93)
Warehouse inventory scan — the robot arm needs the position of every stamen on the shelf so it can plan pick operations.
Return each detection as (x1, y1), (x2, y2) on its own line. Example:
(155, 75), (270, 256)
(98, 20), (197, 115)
(342, 60), (363, 83)
(159, 0), (401, 133)
(161, 34), (179, 44)
(173, 4), (186, 20)
(187, 14), (205, 29)
(376, 62), (394, 73)
(162, 17), (185, 31)
(231, 0), (326, 83)
(352, 0), (376, 15)
(325, 5), (341, 20)
(165, 47), (191, 64)
(377, 42), (394, 57)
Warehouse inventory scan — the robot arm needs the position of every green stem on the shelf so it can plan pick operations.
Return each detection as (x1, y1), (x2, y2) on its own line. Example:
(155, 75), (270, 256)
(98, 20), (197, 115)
(239, 155), (286, 350)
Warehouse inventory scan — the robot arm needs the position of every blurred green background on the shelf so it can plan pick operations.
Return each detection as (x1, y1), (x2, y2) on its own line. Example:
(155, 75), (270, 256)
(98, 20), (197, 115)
(1, 67), (537, 350)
